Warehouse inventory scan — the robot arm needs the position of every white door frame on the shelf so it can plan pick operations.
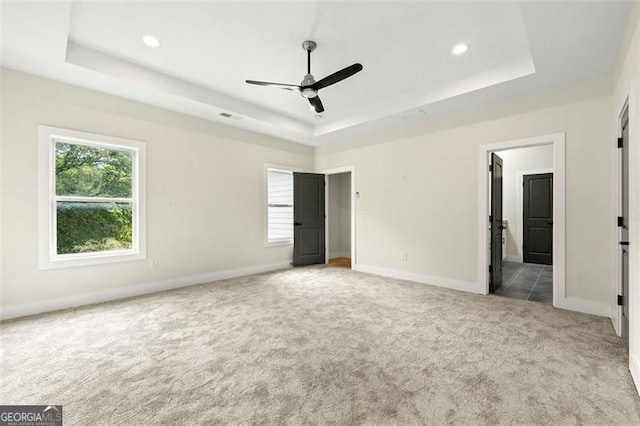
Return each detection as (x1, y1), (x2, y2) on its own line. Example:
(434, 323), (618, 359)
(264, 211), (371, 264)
(322, 166), (356, 268)
(613, 76), (638, 394)
(615, 98), (630, 337)
(478, 133), (566, 307)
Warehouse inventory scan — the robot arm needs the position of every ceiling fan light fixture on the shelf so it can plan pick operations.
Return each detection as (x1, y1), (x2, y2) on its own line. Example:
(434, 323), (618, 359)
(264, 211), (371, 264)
(143, 35), (161, 48)
(301, 88), (317, 99)
(452, 43), (469, 55)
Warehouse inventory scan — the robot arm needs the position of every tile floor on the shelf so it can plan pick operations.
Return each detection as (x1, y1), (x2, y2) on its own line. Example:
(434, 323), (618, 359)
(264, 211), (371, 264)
(494, 261), (553, 304)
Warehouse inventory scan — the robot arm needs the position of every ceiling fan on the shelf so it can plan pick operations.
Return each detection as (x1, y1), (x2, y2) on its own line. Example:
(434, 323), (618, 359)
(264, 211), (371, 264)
(245, 40), (363, 114)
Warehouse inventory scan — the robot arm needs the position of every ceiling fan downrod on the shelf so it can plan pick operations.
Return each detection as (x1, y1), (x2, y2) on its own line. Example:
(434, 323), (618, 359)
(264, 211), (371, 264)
(302, 40), (316, 75)
(300, 40), (318, 98)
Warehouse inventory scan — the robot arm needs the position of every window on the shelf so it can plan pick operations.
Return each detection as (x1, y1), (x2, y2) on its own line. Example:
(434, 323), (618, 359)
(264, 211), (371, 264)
(39, 126), (146, 268)
(266, 167), (294, 244)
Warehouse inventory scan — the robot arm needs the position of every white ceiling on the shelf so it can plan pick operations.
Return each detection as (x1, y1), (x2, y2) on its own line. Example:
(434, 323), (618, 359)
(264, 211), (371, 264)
(0, 1), (632, 146)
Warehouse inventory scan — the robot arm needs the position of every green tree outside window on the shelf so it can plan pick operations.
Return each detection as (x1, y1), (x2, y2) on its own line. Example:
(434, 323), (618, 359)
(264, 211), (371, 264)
(55, 141), (134, 255)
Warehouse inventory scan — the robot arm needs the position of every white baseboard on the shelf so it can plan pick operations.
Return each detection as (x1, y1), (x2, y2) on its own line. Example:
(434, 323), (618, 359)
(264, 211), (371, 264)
(610, 306), (621, 336)
(631, 353), (640, 397)
(3, 260), (615, 323)
(353, 263), (483, 294)
(554, 297), (612, 317)
(353, 264), (612, 317)
(0, 261), (291, 321)
(503, 255), (522, 263)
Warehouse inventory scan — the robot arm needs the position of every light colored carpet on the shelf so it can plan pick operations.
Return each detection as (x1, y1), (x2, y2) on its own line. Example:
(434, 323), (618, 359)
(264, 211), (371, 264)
(1, 265), (639, 424)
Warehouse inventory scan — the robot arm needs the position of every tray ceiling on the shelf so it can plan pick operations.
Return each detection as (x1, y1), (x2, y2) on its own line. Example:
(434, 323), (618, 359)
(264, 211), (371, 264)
(1, 1), (632, 145)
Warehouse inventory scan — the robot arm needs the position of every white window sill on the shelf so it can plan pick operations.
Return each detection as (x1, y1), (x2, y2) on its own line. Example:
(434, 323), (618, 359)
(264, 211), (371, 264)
(264, 240), (293, 247)
(39, 250), (146, 270)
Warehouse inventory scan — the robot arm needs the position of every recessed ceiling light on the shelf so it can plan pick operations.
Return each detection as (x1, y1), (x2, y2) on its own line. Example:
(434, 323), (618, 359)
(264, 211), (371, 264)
(143, 35), (161, 48)
(452, 43), (469, 55)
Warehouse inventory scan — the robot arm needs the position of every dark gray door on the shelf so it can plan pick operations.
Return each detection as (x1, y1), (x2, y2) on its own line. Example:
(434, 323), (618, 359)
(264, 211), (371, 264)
(293, 172), (325, 266)
(620, 106), (629, 346)
(490, 153), (503, 292)
(523, 173), (553, 265)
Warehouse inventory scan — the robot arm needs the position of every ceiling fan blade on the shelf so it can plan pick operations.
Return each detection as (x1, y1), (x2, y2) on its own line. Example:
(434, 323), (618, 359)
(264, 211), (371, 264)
(308, 96), (324, 113)
(245, 80), (301, 91)
(311, 63), (363, 91)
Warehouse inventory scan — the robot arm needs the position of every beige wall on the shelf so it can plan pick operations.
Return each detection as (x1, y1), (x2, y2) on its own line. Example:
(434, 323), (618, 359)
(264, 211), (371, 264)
(0, 69), (313, 312)
(495, 145), (554, 262)
(0, 69), (618, 319)
(316, 93), (613, 308)
(0, 68), (3, 312)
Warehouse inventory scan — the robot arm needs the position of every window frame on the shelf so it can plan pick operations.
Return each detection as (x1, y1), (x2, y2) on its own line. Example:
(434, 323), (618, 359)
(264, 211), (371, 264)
(264, 164), (301, 247)
(38, 126), (147, 269)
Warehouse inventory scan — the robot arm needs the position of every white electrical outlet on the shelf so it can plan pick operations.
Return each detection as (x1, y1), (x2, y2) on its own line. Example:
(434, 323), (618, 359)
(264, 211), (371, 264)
(400, 251), (407, 261)
(150, 260), (158, 269)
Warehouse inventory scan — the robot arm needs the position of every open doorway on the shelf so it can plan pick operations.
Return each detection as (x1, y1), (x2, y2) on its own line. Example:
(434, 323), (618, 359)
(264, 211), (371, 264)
(492, 145), (553, 303)
(481, 137), (563, 306)
(322, 166), (355, 269)
(291, 167), (356, 269)
(326, 172), (352, 268)
(326, 172), (351, 268)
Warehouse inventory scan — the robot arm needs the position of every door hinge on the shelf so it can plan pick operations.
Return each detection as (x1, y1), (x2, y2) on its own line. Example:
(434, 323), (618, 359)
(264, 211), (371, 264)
(489, 265), (493, 273)
(489, 164), (493, 172)
(489, 215), (492, 223)
(618, 295), (624, 306)
(618, 137), (623, 148)
(618, 216), (624, 227)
